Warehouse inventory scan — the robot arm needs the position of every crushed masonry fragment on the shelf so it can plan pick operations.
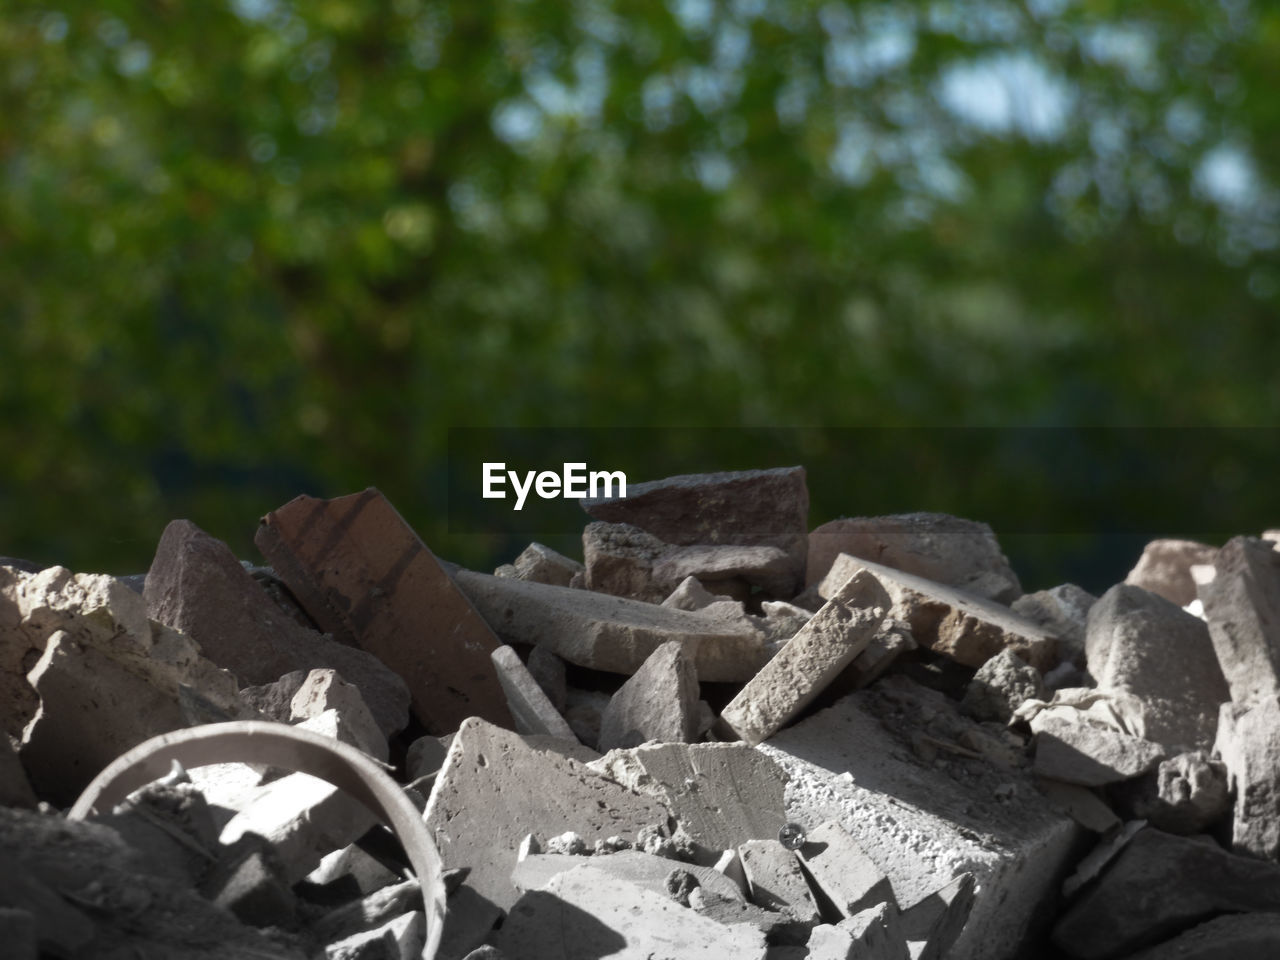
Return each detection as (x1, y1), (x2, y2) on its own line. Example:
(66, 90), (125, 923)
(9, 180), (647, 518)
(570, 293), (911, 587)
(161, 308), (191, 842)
(5, 469), (1280, 960)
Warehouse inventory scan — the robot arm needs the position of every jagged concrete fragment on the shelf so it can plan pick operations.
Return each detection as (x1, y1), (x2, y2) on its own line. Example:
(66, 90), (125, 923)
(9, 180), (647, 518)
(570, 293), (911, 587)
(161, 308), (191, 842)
(525, 645), (567, 712)
(841, 901), (911, 960)
(1032, 714), (1166, 787)
(423, 718), (670, 910)
(256, 490), (511, 734)
(582, 466), (810, 596)
(21, 631), (189, 805)
(295, 709), (388, 764)
(324, 911), (423, 960)
(220, 772), (376, 883)
(290, 669), (387, 761)
(510, 542), (583, 587)
(513, 850), (744, 903)
(806, 924), (858, 959)
(598, 641), (699, 750)
(490, 645), (576, 741)
(1111, 750), (1229, 835)
(1011, 583), (1095, 669)
(0, 736), (36, 808)
(1085, 584), (1227, 750)
(832, 619), (916, 693)
(1122, 912), (1280, 960)
(454, 569), (768, 681)
(663, 575), (723, 611)
(1125, 538), (1218, 608)
(807, 512), (1021, 603)
(563, 686), (610, 749)
(722, 570), (890, 745)
(1199, 535), (1280, 704)
(145, 520), (410, 736)
(494, 864), (768, 959)
(1034, 779), (1120, 834)
(241, 670), (309, 722)
(818, 555), (1055, 669)
(1052, 827), (1280, 960)
(900, 874), (975, 960)
(962, 648), (1043, 723)
(798, 821), (895, 918)
(1215, 695), (1280, 858)
(589, 742), (787, 856)
(739, 839), (822, 931)
(759, 677), (1080, 960)
(201, 834), (296, 929)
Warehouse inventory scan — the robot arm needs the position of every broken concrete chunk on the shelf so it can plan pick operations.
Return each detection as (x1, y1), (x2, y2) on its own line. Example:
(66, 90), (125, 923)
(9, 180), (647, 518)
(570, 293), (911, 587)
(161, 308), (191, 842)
(295, 709), (389, 764)
(144, 520), (410, 737)
(583, 521), (673, 602)
(241, 670), (309, 722)
(490, 645), (577, 741)
(513, 850), (744, 903)
(1084, 584), (1227, 750)
(21, 631), (189, 805)
(582, 466), (810, 596)
(512, 542), (583, 587)
(818, 555), (1055, 670)
(663, 575), (723, 611)
(798, 821), (896, 919)
(525, 645), (567, 713)
(1214, 695), (1280, 859)
(839, 901), (910, 960)
(291, 669), (387, 761)
(721, 569), (890, 745)
(1052, 827), (1280, 960)
(1124, 538), (1218, 608)
(495, 864), (768, 959)
(1199, 535), (1280, 704)
(1121, 912), (1280, 960)
(1032, 714), (1166, 787)
(589, 742), (788, 856)
(200, 833), (296, 929)
(900, 874), (975, 960)
(655, 543), (797, 600)
(454, 569), (768, 681)
(324, 910), (423, 960)
(1034, 779), (1121, 834)
(598, 640), (699, 751)
(1111, 750), (1229, 835)
(758, 677), (1080, 960)
(1011, 583), (1095, 669)
(961, 648), (1044, 724)
(423, 717), (670, 910)
(256, 489), (511, 734)
(807, 512), (1021, 603)
(738, 838), (822, 933)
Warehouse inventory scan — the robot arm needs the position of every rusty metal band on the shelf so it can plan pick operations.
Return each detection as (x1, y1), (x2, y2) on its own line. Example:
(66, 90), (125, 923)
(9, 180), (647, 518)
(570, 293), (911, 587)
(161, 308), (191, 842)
(68, 721), (446, 960)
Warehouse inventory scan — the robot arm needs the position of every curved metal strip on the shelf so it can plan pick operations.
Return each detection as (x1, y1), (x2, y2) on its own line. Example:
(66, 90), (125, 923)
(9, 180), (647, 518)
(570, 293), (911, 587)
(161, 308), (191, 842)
(69, 721), (445, 960)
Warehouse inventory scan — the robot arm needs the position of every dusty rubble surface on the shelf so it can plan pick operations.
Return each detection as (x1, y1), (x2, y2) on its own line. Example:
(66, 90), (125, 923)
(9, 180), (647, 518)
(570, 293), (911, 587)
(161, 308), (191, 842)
(2, 471), (1280, 960)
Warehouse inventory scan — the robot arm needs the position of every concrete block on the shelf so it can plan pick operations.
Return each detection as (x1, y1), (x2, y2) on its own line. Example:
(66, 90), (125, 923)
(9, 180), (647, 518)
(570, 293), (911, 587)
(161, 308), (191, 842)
(818, 555), (1055, 670)
(1034, 779), (1121, 834)
(798, 820), (896, 918)
(313, 877), (420, 944)
(406, 734), (452, 780)
(653, 542), (797, 600)
(1199, 536), (1280, 704)
(739, 838), (822, 930)
(900, 873), (974, 960)
(512, 850), (745, 903)
(589, 741), (788, 856)
(145, 520), (410, 736)
(1011, 583), (1095, 669)
(423, 717), (670, 910)
(290, 669), (387, 760)
(1032, 715), (1167, 787)
(200, 833), (296, 928)
(526, 645), (567, 712)
(324, 910), (423, 960)
(962, 648), (1043, 723)
(1085, 584), (1227, 750)
(220, 772), (377, 883)
(840, 901), (911, 960)
(1122, 912), (1280, 960)
(758, 677), (1080, 960)
(1109, 750), (1228, 835)
(309, 843), (400, 895)
(454, 569), (768, 681)
(490, 645), (576, 741)
(492, 864), (768, 959)
(296, 708), (389, 764)
(807, 512), (1021, 603)
(241, 669), (309, 722)
(806, 923), (857, 959)
(1052, 827), (1280, 960)
(512, 542), (583, 587)
(1215, 695), (1280, 858)
(721, 569), (890, 746)
(256, 489), (511, 734)
(438, 884), (503, 960)
(713, 846), (749, 894)
(599, 640), (699, 750)
(663, 575), (724, 611)
(1124, 538), (1218, 608)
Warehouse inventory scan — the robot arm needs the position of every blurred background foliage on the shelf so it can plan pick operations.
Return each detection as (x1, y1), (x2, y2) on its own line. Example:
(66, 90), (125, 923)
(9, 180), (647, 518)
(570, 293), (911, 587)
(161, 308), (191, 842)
(1, 0), (1277, 589)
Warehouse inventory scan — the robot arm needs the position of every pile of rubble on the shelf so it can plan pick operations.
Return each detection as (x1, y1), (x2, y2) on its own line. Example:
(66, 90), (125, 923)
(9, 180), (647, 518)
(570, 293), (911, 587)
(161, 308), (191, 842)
(3, 465), (1280, 959)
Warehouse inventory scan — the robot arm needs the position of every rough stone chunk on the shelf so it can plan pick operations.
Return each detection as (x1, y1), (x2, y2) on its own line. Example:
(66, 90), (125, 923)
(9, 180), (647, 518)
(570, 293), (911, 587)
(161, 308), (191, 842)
(1033, 779), (1120, 834)
(1199, 535), (1280, 704)
(423, 718), (670, 910)
(241, 670), (309, 722)
(494, 864), (767, 959)
(324, 911), (423, 960)
(145, 520), (410, 737)
(1215, 695), (1280, 859)
(1110, 750), (1229, 835)
(454, 570), (768, 681)
(841, 901), (911, 960)
(1032, 714), (1166, 787)
(962, 649), (1044, 723)
(581, 466), (810, 596)
(818, 555), (1055, 669)
(490, 645), (576, 741)
(511, 542), (583, 587)
(807, 512), (1021, 603)
(1052, 827), (1280, 959)
(900, 874), (975, 960)
(255, 489), (510, 734)
(798, 821), (896, 918)
(1125, 538), (1219, 608)
(1011, 583), (1095, 671)
(200, 834), (296, 929)
(598, 641), (699, 750)
(739, 838), (822, 933)
(525, 645), (567, 712)
(1085, 584), (1227, 750)
(290, 669), (387, 761)
(513, 850), (744, 903)
(721, 569), (890, 745)
(662, 576), (723, 611)
(1122, 912), (1280, 960)
(758, 677), (1080, 960)
(589, 741), (788, 856)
